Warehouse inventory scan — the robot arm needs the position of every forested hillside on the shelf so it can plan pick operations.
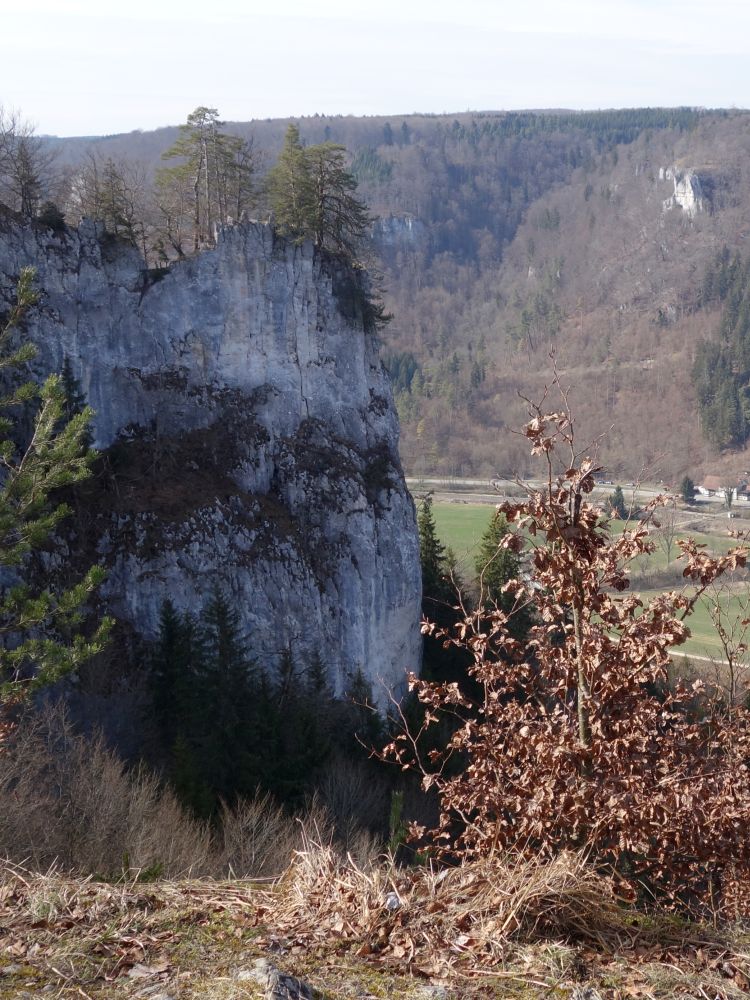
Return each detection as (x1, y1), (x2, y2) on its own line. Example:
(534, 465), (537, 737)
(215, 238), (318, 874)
(10, 105), (750, 480)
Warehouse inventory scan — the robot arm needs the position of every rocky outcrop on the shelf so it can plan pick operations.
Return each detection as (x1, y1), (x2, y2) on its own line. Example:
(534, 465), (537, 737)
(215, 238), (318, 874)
(0, 213), (422, 701)
(373, 214), (427, 251)
(660, 165), (704, 218)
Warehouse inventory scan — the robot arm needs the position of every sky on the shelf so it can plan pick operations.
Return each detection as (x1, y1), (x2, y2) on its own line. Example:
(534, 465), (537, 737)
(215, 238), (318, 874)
(1, 0), (749, 136)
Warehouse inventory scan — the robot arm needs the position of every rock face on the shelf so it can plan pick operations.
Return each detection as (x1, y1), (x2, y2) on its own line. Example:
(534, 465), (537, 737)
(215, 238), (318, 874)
(0, 213), (422, 701)
(660, 165), (704, 218)
(373, 213), (428, 252)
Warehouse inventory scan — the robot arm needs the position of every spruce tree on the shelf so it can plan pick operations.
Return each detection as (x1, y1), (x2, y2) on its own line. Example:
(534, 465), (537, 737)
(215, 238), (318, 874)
(608, 485), (627, 519)
(151, 600), (197, 746)
(417, 495), (470, 693)
(475, 512), (519, 607)
(417, 494), (454, 608)
(474, 511), (530, 639)
(196, 590), (256, 805)
(679, 476), (696, 504)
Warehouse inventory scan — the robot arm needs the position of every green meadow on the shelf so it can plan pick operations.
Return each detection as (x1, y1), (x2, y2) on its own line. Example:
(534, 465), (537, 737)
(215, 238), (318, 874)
(428, 500), (749, 662)
(430, 501), (495, 577)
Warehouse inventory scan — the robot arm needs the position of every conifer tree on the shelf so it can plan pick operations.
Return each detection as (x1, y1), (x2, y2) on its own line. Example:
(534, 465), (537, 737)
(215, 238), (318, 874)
(417, 494), (454, 609)
(474, 511), (531, 640)
(679, 476), (696, 504)
(266, 124), (312, 242)
(0, 269), (110, 702)
(608, 484), (627, 519)
(267, 125), (371, 262)
(417, 497), (470, 696)
(156, 107), (255, 255)
(475, 512), (519, 607)
(151, 600), (198, 746)
(345, 667), (384, 749)
(0, 109), (54, 218)
(305, 141), (371, 259)
(196, 590), (256, 805)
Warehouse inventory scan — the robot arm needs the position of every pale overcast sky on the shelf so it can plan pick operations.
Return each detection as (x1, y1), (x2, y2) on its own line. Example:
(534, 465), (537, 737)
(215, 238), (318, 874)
(1, 0), (749, 136)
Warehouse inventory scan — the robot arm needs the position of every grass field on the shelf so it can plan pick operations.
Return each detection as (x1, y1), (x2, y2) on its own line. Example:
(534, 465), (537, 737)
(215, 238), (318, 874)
(431, 502), (494, 577)
(428, 499), (749, 661)
(636, 586), (746, 659)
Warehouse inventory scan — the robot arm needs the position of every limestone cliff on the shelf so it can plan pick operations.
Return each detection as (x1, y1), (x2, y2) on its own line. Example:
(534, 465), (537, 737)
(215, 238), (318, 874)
(660, 165), (705, 218)
(0, 213), (422, 701)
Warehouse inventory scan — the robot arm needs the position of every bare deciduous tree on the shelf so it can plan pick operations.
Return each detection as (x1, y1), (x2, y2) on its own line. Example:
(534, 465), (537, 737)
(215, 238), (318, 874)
(0, 107), (57, 218)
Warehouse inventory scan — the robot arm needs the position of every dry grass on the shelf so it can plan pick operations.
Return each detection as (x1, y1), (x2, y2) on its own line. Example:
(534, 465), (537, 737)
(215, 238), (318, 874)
(2, 847), (750, 998)
(259, 838), (750, 993)
(2, 709), (750, 996)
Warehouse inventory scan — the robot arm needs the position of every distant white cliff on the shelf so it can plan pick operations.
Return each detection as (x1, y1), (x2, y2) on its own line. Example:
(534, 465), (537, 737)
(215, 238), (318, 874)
(0, 213), (422, 702)
(660, 165), (704, 218)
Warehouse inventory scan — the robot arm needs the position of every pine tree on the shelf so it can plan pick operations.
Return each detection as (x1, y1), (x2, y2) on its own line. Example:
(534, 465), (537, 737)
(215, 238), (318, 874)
(267, 126), (371, 262)
(475, 512), (519, 607)
(266, 124), (312, 241)
(161, 106), (221, 251)
(0, 269), (110, 703)
(0, 110), (54, 218)
(304, 142), (371, 259)
(679, 476), (696, 504)
(156, 107), (255, 255)
(417, 494), (454, 608)
(608, 485), (627, 519)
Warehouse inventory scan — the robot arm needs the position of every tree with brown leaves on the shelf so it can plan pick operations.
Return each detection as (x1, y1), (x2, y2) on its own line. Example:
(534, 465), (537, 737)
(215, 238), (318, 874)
(387, 386), (750, 913)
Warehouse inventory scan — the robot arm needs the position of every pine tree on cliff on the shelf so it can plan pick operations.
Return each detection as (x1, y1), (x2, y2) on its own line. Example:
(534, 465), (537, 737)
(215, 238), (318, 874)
(267, 124), (371, 261)
(0, 268), (111, 704)
(156, 106), (255, 254)
(266, 124), (312, 242)
(304, 141), (371, 259)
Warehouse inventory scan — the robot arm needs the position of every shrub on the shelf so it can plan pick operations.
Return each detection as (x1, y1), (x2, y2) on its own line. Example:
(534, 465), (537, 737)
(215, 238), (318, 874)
(217, 792), (304, 878)
(386, 388), (750, 914)
(0, 705), (212, 877)
(0, 704), (380, 880)
(36, 201), (66, 233)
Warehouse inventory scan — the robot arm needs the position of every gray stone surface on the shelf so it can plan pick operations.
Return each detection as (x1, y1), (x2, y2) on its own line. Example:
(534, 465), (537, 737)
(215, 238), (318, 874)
(0, 214), (422, 701)
(242, 959), (316, 999)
